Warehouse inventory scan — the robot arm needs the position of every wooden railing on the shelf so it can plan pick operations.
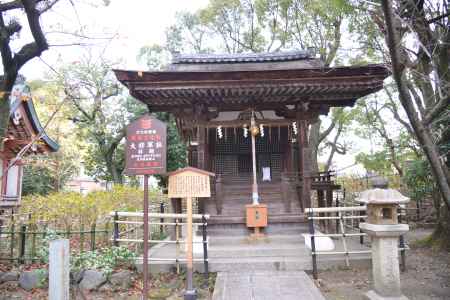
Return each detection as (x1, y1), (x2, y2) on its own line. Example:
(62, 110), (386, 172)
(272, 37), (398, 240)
(111, 211), (210, 279)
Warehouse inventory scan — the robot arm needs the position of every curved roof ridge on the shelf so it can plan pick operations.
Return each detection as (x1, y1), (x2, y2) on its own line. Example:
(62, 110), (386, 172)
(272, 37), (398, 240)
(172, 50), (314, 64)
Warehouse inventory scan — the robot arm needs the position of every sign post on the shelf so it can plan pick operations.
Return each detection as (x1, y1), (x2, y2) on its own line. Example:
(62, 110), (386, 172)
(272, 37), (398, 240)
(125, 115), (166, 300)
(168, 167), (214, 300)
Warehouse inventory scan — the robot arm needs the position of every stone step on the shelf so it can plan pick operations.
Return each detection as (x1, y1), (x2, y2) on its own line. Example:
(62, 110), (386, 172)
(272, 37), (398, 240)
(213, 200), (300, 206)
(209, 234), (306, 245)
(219, 207), (303, 214)
(216, 203), (302, 209)
(208, 256), (312, 272)
(206, 226), (307, 237)
(212, 271), (326, 300)
(208, 244), (307, 258)
(208, 214), (307, 225)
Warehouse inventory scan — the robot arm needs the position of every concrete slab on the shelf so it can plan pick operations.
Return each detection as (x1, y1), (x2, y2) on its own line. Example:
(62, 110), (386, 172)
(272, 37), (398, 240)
(212, 271), (326, 300)
(136, 232), (371, 274)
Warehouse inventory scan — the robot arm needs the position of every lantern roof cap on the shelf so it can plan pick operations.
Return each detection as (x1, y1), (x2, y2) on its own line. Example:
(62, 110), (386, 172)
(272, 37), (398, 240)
(357, 188), (410, 204)
(167, 167), (215, 178)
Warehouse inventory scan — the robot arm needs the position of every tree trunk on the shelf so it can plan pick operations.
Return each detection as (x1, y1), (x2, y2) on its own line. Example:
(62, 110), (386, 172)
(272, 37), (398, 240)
(105, 153), (122, 184)
(0, 75), (17, 149)
(433, 205), (450, 250)
(382, 0), (450, 209)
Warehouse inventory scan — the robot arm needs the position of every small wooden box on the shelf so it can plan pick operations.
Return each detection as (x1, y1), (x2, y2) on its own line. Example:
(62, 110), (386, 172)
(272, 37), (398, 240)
(246, 204), (268, 228)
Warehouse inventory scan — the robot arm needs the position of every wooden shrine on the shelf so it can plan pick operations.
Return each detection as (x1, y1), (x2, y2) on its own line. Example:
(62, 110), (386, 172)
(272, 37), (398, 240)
(0, 76), (58, 211)
(115, 50), (389, 228)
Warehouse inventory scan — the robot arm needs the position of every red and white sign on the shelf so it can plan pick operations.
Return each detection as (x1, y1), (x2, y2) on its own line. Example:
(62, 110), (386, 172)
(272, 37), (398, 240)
(124, 115), (167, 175)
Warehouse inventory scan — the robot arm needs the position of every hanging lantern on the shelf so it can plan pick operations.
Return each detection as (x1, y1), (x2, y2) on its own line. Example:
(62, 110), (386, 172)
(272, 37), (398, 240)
(250, 124), (259, 137)
(259, 124), (264, 137)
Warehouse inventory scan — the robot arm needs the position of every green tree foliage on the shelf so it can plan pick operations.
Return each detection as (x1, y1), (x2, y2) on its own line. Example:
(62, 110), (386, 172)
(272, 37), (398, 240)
(136, 53), (188, 187)
(380, 0), (450, 212)
(153, 112), (187, 187)
(51, 51), (147, 183)
(18, 80), (80, 195)
(142, 0), (364, 172)
(0, 1), (110, 146)
(353, 90), (420, 176)
(22, 164), (55, 196)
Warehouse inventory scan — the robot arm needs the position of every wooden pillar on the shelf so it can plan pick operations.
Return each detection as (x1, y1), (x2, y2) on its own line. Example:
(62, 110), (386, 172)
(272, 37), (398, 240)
(297, 110), (312, 209)
(197, 126), (207, 214)
(317, 189), (326, 231)
(197, 126), (206, 170)
(285, 131), (293, 173)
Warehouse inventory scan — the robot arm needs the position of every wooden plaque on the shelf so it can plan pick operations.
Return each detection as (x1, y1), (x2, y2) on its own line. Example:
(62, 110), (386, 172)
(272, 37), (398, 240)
(125, 115), (166, 175)
(168, 167), (215, 198)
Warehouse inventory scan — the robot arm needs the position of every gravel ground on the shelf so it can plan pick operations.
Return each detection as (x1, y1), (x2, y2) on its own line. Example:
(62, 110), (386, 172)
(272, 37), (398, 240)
(315, 228), (450, 300)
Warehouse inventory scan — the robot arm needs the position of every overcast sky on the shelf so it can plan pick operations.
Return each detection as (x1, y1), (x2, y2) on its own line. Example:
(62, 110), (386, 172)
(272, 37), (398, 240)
(15, 0), (386, 175)
(21, 0), (209, 77)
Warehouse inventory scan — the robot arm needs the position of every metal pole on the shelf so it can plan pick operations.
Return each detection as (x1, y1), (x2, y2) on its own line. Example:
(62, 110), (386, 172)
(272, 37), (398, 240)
(308, 210), (318, 279)
(19, 224), (26, 264)
(185, 197), (197, 300)
(250, 112), (259, 205)
(160, 202), (164, 237)
(335, 194), (340, 234)
(202, 215), (209, 285)
(359, 203), (364, 245)
(143, 174), (150, 300)
(113, 211), (119, 247)
(398, 209), (406, 272)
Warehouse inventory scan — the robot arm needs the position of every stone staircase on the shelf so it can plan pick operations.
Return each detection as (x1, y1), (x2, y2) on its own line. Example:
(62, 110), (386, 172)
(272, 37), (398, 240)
(201, 180), (311, 273)
(207, 223), (312, 272)
(205, 181), (304, 226)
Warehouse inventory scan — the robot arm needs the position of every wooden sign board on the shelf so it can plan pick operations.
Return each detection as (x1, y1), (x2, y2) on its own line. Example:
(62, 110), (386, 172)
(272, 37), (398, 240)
(168, 167), (215, 198)
(124, 115), (166, 175)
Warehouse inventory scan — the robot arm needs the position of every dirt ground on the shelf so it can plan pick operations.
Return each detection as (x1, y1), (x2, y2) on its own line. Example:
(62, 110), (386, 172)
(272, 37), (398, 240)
(315, 228), (450, 300)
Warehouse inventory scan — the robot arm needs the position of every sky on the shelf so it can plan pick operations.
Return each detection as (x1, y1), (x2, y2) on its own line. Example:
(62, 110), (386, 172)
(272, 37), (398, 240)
(21, 0), (210, 77)
(15, 0), (387, 176)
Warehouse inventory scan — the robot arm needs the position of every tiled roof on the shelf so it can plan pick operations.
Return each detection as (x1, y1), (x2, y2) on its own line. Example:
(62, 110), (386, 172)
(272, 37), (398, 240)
(172, 50), (313, 64)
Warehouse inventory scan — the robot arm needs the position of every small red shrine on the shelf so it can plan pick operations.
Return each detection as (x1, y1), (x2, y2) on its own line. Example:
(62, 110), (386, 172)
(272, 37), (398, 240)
(0, 77), (59, 210)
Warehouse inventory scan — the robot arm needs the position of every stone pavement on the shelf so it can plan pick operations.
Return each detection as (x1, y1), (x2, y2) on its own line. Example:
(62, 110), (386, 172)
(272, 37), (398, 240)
(212, 271), (326, 300)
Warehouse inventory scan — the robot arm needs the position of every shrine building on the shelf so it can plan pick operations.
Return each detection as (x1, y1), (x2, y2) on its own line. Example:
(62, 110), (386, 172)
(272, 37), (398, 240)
(115, 51), (389, 229)
(0, 77), (59, 211)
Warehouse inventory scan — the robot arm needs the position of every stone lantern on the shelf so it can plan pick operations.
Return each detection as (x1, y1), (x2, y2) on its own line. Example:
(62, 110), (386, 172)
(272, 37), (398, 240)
(357, 188), (409, 300)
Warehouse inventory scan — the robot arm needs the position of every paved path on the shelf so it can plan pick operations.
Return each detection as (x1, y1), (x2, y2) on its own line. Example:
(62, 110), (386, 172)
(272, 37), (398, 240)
(212, 271), (326, 300)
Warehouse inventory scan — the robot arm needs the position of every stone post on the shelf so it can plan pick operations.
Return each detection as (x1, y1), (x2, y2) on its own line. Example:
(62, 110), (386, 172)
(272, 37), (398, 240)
(49, 239), (70, 300)
(358, 189), (409, 300)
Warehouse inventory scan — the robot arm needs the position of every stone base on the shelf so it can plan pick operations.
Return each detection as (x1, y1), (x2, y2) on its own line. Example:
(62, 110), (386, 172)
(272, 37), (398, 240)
(184, 289), (197, 300)
(365, 290), (409, 300)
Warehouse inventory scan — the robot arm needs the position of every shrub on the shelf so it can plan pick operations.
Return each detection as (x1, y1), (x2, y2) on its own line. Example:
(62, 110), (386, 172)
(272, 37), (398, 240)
(70, 246), (136, 276)
(21, 185), (166, 230)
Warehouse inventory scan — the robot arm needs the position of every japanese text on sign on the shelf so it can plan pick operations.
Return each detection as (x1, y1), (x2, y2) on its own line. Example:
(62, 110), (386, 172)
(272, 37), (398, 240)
(125, 116), (166, 175)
